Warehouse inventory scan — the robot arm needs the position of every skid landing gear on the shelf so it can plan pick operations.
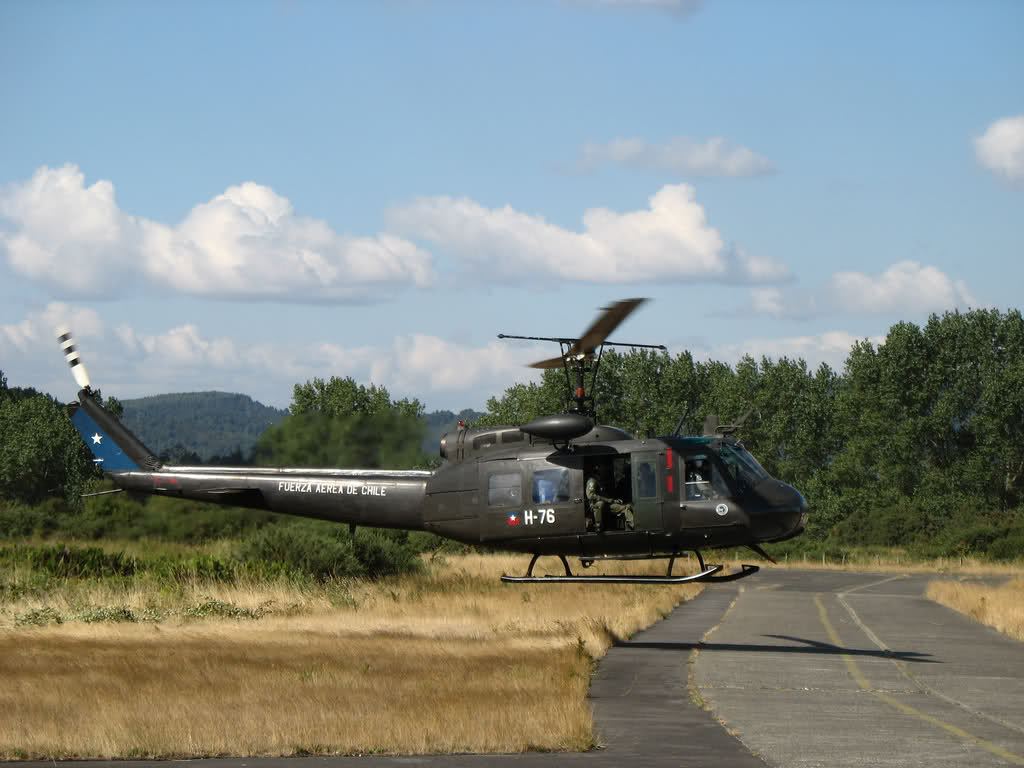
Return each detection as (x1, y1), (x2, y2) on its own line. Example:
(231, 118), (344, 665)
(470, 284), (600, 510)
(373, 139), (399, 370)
(500, 550), (759, 585)
(691, 550), (760, 583)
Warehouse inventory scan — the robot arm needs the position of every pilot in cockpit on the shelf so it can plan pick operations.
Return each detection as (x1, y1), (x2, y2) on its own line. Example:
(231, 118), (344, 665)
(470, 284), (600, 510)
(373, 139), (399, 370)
(686, 458), (713, 500)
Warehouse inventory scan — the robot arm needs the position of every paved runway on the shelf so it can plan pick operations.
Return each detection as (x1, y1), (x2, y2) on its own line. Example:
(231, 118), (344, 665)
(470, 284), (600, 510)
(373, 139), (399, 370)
(13, 569), (1023, 767)
(695, 570), (1024, 767)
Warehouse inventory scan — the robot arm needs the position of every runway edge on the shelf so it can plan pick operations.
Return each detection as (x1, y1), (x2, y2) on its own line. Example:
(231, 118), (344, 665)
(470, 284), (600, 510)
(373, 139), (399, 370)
(588, 586), (767, 767)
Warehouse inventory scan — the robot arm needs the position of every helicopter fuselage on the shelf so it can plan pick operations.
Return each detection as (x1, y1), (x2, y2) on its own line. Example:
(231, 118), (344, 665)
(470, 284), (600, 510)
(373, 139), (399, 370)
(96, 411), (806, 560)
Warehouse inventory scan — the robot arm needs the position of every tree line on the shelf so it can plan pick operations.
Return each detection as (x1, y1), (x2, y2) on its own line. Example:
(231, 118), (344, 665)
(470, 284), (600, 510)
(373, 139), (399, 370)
(2, 308), (1023, 558)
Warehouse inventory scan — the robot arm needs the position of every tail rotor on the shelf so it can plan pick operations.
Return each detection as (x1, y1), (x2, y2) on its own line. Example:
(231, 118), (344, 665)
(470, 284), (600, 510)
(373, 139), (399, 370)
(56, 327), (92, 391)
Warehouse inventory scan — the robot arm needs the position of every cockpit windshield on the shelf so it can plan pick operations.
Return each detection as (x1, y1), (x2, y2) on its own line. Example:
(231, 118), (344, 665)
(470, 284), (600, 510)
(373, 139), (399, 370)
(718, 441), (769, 495)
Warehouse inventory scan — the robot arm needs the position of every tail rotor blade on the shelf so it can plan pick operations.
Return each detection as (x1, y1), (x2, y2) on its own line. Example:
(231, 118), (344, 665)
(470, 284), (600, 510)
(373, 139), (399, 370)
(56, 327), (91, 390)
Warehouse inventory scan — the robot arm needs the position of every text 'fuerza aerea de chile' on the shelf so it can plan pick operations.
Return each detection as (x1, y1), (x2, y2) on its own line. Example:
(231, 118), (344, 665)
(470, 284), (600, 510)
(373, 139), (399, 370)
(277, 481), (387, 496)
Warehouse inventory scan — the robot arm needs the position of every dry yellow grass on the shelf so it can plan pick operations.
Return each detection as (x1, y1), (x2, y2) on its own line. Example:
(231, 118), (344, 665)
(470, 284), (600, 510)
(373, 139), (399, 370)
(926, 577), (1024, 642)
(738, 551), (1024, 575)
(0, 553), (701, 759)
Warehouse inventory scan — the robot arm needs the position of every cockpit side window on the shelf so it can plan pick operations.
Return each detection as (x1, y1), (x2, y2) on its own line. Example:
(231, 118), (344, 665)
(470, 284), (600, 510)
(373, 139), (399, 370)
(533, 468), (570, 504)
(684, 454), (730, 500)
(488, 472), (521, 506)
(718, 442), (768, 494)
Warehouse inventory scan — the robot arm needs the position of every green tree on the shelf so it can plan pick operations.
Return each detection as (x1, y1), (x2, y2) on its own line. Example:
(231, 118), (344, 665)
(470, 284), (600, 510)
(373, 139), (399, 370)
(0, 394), (98, 506)
(254, 376), (430, 469)
(475, 374), (564, 427)
(291, 376), (424, 420)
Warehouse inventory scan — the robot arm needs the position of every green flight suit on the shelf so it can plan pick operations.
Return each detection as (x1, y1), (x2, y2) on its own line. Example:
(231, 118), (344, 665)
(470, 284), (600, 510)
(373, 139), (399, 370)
(586, 476), (634, 531)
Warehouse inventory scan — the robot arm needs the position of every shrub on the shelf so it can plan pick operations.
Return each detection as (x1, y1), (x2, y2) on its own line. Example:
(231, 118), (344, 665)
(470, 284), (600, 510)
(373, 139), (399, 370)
(148, 554), (236, 584)
(234, 525), (422, 582)
(14, 606), (63, 627)
(235, 526), (365, 582)
(78, 605), (138, 623)
(0, 544), (136, 579)
(988, 531), (1024, 561)
(182, 597), (273, 620)
(350, 529), (422, 578)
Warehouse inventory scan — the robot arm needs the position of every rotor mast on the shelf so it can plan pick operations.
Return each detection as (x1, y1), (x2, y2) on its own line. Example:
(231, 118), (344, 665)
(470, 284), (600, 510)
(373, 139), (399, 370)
(497, 298), (666, 420)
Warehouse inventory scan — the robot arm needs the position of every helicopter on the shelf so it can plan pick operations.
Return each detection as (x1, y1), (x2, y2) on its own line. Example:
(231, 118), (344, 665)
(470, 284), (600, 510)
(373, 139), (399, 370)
(57, 299), (807, 585)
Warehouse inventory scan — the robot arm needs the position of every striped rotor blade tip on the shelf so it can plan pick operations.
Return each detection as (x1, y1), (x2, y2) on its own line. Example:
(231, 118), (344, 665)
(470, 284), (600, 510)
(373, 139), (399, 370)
(56, 327), (91, 389)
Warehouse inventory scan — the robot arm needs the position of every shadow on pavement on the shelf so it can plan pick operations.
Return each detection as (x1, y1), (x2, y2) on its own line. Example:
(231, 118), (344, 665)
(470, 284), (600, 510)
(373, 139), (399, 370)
(617, 634), (938, 663)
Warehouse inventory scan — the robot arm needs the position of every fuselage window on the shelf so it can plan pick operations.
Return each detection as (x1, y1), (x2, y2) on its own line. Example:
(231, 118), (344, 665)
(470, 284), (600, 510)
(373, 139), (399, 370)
(533, 468), (570, 504)
(685, 454), (730, 500)
(636, 460), (657, 498)
(488, 472), (521, 506)
(473, 433), (498, 450)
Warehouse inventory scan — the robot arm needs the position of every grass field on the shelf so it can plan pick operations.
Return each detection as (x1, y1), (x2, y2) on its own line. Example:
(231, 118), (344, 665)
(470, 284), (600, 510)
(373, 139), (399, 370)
(926, 577), (1024, 642)
(4, 538), (1021, 760)
(0, 551), (701, 759)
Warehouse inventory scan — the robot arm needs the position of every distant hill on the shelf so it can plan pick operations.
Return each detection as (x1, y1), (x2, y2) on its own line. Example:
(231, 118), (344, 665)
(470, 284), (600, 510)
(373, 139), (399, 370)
(120, 392), (288, 461)
(120, 391), (484, 463)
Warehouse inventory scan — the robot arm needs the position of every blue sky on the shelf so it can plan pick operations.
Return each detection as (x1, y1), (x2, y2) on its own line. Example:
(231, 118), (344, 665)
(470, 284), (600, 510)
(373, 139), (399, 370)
(1, 0), (1022, 411)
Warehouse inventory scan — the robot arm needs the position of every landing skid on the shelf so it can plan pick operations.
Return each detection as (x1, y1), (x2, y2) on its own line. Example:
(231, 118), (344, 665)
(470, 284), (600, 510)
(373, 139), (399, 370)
(696, 563), (759, 582)
(500, 552), (759, 585)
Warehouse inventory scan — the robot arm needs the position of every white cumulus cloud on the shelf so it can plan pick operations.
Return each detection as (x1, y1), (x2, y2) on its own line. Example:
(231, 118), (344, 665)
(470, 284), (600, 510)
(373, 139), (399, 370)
(0, 302), (103, 352)
(579, 136), (775, 177)
(0, 308), (546, 410)
(974, 116), (1024, 180)
(0, 165), (434, 301)
(830, 261), (976, 313)
(750, 287), (785, 317)
(110, 325), (547, 409)
(390, 184), (789, 284)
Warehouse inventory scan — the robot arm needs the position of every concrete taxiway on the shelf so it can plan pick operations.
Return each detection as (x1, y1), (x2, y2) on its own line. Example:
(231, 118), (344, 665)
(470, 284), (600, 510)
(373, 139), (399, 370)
(12, 569), (1023, 767)
(694, 570), (1024, 767)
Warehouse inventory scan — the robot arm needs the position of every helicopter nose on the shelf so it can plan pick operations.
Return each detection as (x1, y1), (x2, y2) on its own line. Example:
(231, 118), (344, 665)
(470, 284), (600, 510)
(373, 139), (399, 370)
(748, 478), (808, 541)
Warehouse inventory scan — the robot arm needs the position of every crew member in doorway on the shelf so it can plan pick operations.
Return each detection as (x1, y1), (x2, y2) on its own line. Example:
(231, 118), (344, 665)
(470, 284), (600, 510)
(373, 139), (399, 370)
(586, 468), (634, 531)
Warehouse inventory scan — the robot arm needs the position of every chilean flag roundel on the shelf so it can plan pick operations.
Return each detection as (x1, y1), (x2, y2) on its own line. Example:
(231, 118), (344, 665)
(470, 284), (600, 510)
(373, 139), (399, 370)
(507, 512), (521, 526)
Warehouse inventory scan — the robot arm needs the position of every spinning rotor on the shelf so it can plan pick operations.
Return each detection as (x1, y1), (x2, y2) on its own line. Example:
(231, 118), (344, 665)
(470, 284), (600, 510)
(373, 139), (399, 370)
(498, 298), (666, 419)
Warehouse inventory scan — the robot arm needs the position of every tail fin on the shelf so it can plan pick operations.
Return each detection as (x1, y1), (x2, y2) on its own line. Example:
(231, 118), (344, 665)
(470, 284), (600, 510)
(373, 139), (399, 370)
(70, 392), (163, 472)
(56, 327), (163, 473)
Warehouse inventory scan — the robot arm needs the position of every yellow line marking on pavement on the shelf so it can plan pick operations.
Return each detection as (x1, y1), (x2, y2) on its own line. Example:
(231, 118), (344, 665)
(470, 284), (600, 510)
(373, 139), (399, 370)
(689, 589), (743, 711)
(837, 593), (891, 653)
(837, 592), (1024, 737)
(815, 595), (1024, 765)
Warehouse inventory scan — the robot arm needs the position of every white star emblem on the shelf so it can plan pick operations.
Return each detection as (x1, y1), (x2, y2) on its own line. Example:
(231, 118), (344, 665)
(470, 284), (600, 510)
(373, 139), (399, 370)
(92, 433), (103, 445)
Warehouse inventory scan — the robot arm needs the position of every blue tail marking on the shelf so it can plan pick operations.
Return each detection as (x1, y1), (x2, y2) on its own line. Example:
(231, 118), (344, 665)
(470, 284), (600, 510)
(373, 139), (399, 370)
(71, 407), (141, 471)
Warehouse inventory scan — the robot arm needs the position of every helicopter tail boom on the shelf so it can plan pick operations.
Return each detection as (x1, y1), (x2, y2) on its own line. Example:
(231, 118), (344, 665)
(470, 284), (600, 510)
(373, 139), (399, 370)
(70, 386), (432, 528)
(57, 329), (433, 531)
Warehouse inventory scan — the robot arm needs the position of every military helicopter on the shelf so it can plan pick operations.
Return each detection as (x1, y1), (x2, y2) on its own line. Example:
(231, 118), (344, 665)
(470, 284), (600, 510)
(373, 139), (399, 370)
(57, 299), (807, 585)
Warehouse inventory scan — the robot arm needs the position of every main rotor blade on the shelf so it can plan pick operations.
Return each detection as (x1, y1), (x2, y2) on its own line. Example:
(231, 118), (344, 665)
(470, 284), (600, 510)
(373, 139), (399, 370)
(519, 297), (651, 368)
(571, 298), (647, 357)
(529, 355), (569, 370)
